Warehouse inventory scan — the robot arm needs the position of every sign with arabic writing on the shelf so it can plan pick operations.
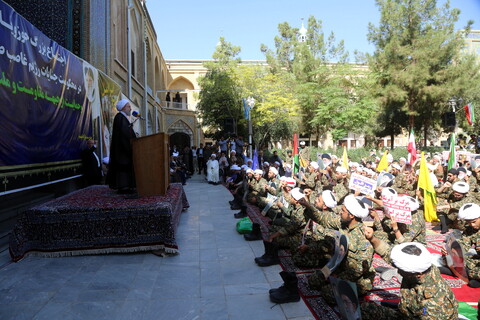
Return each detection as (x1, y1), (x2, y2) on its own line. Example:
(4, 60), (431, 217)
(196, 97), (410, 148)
(348, 173), (376, 196)
(381, 193), (412, 225)
(0, 1), (92, 166)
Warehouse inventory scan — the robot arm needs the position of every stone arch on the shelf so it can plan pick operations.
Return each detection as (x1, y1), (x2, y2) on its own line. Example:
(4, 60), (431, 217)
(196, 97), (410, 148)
(167, 120), (193, 147)
(168, 76), (194, 91)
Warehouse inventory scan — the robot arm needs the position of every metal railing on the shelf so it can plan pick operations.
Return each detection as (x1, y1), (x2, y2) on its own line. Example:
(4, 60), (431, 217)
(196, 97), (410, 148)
(161, 100), (195, 111)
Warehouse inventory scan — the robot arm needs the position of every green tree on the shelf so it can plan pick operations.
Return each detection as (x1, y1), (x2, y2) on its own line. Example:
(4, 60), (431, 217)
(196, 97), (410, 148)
(236, 65), (300, 148)
(196, 37), (244, 137)
(367, 0), (480, 148)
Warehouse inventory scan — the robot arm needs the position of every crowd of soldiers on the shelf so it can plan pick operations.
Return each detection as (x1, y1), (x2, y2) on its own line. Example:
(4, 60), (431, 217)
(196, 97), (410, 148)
(222, 143), (479, 319)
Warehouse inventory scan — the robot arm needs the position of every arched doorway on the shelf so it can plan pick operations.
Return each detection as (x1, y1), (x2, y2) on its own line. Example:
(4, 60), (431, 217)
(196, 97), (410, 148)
(170, 132), (190, 154)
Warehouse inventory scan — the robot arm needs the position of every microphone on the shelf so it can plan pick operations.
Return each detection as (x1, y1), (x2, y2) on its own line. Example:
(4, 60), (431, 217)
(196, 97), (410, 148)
(131, 111), (145, 120)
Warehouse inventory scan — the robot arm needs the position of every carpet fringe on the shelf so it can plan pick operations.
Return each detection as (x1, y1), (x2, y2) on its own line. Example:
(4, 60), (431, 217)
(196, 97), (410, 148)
(26, 245), (179, 258)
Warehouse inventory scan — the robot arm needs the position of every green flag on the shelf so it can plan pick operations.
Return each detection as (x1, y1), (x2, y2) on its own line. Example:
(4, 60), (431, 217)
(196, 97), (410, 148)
(447, 133), (456, 170)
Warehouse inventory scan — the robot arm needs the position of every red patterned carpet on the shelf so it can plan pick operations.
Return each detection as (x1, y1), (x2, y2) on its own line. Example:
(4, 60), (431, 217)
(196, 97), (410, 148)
(9, 183), (189, 262)
(245, 203), (479, 319)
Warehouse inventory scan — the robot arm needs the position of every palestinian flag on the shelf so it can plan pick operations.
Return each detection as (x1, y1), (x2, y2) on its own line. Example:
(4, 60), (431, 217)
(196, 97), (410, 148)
(407, 129), (417, 165)
(293, 133), (300, 174)
(464, 104), (475, 126)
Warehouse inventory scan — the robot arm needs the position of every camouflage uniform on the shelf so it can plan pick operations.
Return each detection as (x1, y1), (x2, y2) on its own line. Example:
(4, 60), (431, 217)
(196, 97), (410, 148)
(292, 207), (336, 268)
(307, 211), (375, 303)
(333, 178), (350, 204)
(247, 177), (268, 204)
(435, 178), (460, 200)
(271, 203), (306, 250)
(374, 210), (426, 245)
(437, 192), (475, 230)
(392, 172), (408, 194)
(361, 241), (458, 320)
(458, 226), (480, 282)
(257, 178), (281, 208)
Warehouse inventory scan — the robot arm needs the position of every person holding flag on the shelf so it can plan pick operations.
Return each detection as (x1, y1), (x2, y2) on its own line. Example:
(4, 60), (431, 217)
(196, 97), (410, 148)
(407, 129), (417, 165)
(418, 152), (438, 223)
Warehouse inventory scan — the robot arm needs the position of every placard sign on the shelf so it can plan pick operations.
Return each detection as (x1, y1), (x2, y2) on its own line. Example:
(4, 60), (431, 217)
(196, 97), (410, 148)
(349, 173), (376, 196)
(381, 194), (412, 225)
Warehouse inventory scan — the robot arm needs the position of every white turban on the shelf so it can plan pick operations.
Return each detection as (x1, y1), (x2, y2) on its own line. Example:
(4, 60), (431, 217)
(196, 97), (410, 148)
(381, 187), (397, 198)
(322, 190), (337, 209)
(291, 187), (304, 201)
(246, 168), (254, 174)
(285, 178), (296, 187)
(254, 169), (263, 175)
(391, 163), (401, 170)
(336, 166), (347, 173)
(452, 182), (469, 194)
(263, 162), (270, 166)
(172, 152), (179, 157)
(269, 167), (278, 175)
(343, 194), (369, 218)
(391, 242), (432, 273)
(211, 154), (216, 158)
(230, 165), (241, 170)
(458, 203), (480, 220)
(274, 161), (281, 166)
(116, 99), (130, 111)
(404, 196), (419, 212)
(241, 165), (248, 170)
(399, 157), (407, 162)
(310, 162), (319, 170)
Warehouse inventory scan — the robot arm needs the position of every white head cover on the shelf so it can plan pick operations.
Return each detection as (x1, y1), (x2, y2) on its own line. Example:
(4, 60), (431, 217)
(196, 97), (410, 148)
(211, 154), (216, 158)
(387, 153), (393, 163)
(381, 187), (397, 198)
(246, 158), (253, 163)
(331, 154), (338, 160)
(300, 141), (306, 146)
(241, 164), (248, 170)
(116, 99), (130, 111)
(391, 242), (432, 273)
(452, 181), (469, 194)
(391, 163), (401, 170)
(310, 162), (319, 170)
(172, 152), (179, 157)
(230, 150), (236, 154)
(336, 166), (347, 173)
(404, 196), (419, 212)
(285, 178), (296, 187)
(263, 162), (270, 166)
(458, 203), (480, 220)
(343, 194), (369, 218)
(322, 190), (337, 209)
(231, 165), (241, 170)
(399, 157), (407, 163)
(254, 169), (263, 175)
(291, 187), (304, 201)
(246, 168), (254, 174)
(269, 167), (278, 175)
(274, 161), (281, 166)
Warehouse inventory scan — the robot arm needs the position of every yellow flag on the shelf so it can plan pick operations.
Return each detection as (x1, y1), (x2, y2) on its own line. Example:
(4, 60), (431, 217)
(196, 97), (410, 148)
(341, 147), (349, 170)
(376, 151), (389, 172)
(418, 152), (438, 221)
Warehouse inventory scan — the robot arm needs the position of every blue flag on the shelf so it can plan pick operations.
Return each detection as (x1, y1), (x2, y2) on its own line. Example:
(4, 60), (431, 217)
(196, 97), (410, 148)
(252, 148), (259, 170)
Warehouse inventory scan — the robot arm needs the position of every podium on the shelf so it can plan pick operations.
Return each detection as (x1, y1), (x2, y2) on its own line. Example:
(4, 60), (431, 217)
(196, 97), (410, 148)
(132, 133), (170, 196)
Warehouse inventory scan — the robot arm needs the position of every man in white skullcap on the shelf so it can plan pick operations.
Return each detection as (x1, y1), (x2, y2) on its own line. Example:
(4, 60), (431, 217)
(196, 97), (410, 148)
(307, 194), (375, 305)
(361, 229), (458, 319)
(436, 181), (474, 234)
(206, 153), (219, 185)
(107, 99), (137, 194)
(246, 169), (268, 205)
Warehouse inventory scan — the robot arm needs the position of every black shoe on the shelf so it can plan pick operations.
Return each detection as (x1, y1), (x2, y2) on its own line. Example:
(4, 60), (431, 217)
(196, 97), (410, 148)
(439, 215), (449, 234)
(269, 271), (300, 304)
(244, 223), (262, 241)
(231, 204), (241, 210)
(234, 211), (247, 219)
(229, 200), (235, 205)
(256, 241), (279, 267)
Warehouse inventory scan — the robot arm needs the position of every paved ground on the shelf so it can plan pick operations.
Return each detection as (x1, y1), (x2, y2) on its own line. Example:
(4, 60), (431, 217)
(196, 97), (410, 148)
(0, 174), (314, 320)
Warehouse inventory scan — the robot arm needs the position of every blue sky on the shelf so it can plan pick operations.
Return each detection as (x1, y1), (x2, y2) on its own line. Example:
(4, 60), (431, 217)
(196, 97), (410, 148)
(146, 0), (480, 61)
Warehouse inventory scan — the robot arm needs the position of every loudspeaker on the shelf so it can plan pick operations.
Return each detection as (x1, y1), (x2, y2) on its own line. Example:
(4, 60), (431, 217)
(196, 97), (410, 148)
(443, 112), (456, 127)
(223, 118), (235, 134)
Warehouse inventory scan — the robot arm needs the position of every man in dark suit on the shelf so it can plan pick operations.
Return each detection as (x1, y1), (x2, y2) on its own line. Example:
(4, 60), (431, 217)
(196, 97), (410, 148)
(81, 139), (102, 185)
(107, 99), (137, 194)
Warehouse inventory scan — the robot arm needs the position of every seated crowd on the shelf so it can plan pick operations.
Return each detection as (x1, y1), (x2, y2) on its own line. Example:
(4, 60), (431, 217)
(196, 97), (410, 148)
(203, 138), (479, 319)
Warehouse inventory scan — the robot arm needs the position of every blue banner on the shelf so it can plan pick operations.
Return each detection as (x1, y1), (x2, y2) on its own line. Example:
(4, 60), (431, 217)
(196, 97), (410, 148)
(0, 1), (92, 166)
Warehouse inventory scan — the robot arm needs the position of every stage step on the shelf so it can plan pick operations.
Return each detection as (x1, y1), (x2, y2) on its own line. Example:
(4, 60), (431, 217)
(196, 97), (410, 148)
(0, 192), (55, 254)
